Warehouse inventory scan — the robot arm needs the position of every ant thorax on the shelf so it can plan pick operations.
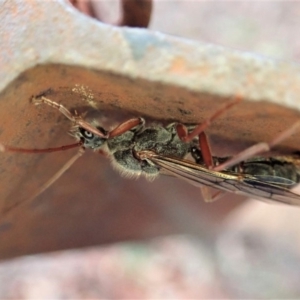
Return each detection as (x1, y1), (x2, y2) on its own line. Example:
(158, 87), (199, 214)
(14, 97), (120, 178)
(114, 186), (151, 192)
(73, 120), (191, 179)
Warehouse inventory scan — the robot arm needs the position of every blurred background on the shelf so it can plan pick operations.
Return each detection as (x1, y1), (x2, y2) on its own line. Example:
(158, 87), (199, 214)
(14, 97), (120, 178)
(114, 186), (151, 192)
(2, 1), (300, 298)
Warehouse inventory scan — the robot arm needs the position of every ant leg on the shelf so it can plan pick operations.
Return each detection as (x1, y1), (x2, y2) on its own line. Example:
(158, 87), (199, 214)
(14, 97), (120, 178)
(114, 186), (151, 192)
(198, 132), (213, 168)
(2, 148), (86, 215)
(177, 118), (214, 169)
(30, 148), (85, 201)
(213, 120), (300, 171)
(139, 149), (225, 202)
(189, 133), (227, 202)
(0, 142), (82, 154)
(108, 118), (145, 138)
(32, 96), (107, 138)
(32, 96), (75, 122)
(176, 96), (241, 167)
(200, 186), (227, 202)
(177, 95), (242, 143)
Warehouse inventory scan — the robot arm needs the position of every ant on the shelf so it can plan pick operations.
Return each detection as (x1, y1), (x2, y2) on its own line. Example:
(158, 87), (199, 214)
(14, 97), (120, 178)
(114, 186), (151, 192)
(1, 95), (300, 205)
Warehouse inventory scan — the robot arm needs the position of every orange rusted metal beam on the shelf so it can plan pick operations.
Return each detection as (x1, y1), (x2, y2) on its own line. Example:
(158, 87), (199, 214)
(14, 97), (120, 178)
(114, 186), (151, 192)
(1, 0), (300, 260)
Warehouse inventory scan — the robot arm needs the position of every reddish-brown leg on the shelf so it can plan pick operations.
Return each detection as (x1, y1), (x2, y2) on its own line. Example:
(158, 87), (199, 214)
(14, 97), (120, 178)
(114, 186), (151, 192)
(108, 118), (145, 138)
(33, 96), (108, 138)
(0, 142), (82, 154)
(138, 150), (227, 203)
(34, 96), (146, 140)
(177, 95), (242, 143)
(201, 185), (226, 202)
(213, 120), (300, 171)
(0, 144), (86, 215)
(176, 125), (215, 168)
(198, 132), (213, 169)
(176, 96), (241, 168)
(192, 132), (228, 202)
(29, 148), (85, 201)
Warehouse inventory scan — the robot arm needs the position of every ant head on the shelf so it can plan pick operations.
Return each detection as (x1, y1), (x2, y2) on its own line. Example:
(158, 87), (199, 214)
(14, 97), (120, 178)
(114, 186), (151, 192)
(74, 127), (108, 150)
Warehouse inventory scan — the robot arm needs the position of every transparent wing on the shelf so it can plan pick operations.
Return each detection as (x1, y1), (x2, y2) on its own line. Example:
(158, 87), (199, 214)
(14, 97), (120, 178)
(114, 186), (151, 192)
(147, 153), (300, 206)
(251, 175), (296, 186)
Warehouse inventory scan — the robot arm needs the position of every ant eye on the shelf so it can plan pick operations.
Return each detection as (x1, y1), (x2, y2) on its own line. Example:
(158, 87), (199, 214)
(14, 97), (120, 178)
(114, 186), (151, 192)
(82, 130), (94, 139)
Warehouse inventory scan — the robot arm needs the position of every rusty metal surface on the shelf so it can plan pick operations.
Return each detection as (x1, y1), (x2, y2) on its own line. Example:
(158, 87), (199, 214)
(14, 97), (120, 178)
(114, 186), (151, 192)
(1, 0), (300, 260)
